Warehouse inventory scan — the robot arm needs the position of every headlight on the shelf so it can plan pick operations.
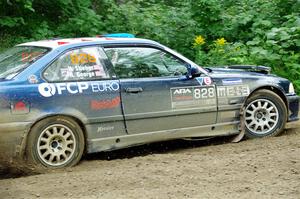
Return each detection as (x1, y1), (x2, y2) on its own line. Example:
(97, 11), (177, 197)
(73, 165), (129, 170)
(289, 83), (295, 94)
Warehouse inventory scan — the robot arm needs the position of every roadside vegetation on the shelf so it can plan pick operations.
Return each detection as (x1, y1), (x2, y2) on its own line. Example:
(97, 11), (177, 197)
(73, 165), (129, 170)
(0, 0), (299, 92)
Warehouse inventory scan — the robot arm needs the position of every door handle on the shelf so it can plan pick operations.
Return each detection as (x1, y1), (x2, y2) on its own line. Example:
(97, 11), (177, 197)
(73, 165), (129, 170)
(229, 99), (239, 105)
(125, 87), (143, 93)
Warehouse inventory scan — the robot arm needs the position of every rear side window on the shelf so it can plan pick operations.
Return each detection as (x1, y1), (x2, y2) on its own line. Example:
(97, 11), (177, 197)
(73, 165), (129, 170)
(0, 46), (48, 80)
(44, 47), (110, 82)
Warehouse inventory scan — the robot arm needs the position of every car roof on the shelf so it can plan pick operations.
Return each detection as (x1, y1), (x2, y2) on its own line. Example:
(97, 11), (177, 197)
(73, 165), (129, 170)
(17, 37), (160, 49)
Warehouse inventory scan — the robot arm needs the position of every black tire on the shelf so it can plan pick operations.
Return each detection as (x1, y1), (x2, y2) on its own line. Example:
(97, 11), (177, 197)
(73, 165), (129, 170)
(26, 116), (85, 169)
(243, 89), (287, 138)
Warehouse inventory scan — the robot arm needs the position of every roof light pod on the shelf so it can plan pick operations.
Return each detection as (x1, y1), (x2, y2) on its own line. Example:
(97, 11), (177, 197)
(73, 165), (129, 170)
(97, 33), (135, 38)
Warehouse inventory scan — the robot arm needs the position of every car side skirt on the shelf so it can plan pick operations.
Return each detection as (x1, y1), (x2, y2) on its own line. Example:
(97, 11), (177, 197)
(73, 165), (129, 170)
(87, 121), (240, 153)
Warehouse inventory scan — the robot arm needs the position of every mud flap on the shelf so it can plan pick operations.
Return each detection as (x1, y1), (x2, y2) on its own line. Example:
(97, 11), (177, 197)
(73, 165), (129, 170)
(231, 107), (245, 143)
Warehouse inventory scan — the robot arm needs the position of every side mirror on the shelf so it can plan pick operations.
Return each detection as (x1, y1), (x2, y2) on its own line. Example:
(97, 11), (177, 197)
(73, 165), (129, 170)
(187, 65), (202, 78)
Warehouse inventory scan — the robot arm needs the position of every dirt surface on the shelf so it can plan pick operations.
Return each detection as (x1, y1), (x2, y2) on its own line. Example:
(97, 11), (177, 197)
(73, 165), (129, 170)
(1, 124), (300, 199)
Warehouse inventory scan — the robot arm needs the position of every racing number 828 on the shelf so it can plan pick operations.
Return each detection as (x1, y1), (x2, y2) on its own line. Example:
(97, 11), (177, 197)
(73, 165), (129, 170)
(194, 87), (215, 99)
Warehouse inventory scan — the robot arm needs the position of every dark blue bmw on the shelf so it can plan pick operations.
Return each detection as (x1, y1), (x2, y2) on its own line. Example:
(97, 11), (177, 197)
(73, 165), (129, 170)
(0, 35), (299, 168)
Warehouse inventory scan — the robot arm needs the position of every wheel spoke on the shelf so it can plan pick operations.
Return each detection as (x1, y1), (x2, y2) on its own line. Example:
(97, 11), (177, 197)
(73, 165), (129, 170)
(62, 153), (67, 160)
(63, 132), (71, 139)
(269, 118), (276, 123)
(247, 120), (255, 127)
(59, 127), (65, 136)
(53, 127), (58, 135)
(39, 145), (48, 150)
(263, 102), (268, 108)
(246, 110), (254, 115)
(258, 101), (262, 108)
(42, 151), (50, 158)
(245, 116), (253, 120)
(65, 147), (73, 152)
(254, 124), (259, 131)
(40, 137), (49, 143)
(66, 140), (74, 145)
(56, 155), (61, 162)
(45, 130), (52, 137)
(49, 154), (55, 162)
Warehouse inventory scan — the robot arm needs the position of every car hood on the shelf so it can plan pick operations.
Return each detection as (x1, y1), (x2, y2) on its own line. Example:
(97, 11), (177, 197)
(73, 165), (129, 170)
(206, 67), (280, 79)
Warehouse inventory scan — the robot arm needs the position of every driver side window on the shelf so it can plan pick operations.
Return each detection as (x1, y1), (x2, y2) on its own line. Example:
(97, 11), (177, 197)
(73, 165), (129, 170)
(104, 47), (188, 78)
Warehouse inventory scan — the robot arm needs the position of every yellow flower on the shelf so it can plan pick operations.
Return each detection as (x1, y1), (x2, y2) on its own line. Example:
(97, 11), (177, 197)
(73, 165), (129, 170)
(215, 38), (227, 46)
(194, 35), (205, 46)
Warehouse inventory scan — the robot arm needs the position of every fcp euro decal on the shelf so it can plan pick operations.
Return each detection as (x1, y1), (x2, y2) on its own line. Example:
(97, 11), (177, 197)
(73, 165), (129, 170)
(38, 81), (119, 97)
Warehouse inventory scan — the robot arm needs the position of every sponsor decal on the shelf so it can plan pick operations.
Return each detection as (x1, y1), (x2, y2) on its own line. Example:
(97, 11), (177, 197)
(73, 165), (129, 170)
(171, 86), (216, 108)
(21, 52), (42, 62)
(222, 78), (243, 85)
(38, 81), (119, 97)
(97, 126), (115, 133)
(204, 77), (212, 85)
(217, 85), (250, 98)
(28, 75), (39, 84)
(196, 77), (204, 85)
(11, 101), (30, 114)
(90, 96), (121, 110)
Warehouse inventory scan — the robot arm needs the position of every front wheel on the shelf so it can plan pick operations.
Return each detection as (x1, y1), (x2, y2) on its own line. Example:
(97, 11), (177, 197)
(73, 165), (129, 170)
(243, 89), (287, 138)
(26, 116), (85, 169)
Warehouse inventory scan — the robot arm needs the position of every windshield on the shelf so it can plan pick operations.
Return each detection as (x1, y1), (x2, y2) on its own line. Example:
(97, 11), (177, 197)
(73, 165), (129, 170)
(0, 46), (49, 80)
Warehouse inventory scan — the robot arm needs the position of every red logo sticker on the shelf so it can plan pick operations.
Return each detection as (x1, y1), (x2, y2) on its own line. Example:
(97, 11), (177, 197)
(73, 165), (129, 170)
(204, 77), (212, 85)
(57, 41), (69, 45)
(90, 96), (121, 110)
(11, 101), (30, 114)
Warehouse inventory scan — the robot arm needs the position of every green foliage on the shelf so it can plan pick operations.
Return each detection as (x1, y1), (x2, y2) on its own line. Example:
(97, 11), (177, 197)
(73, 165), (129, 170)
(0, 0), (299, 91)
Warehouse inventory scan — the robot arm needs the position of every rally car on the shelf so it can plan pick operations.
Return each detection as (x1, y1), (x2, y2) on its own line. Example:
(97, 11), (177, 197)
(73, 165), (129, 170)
(0, 34), (299, 168)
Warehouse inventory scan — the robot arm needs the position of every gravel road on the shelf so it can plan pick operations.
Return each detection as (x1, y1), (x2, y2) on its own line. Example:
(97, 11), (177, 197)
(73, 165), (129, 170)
(1, 124), (300, 199)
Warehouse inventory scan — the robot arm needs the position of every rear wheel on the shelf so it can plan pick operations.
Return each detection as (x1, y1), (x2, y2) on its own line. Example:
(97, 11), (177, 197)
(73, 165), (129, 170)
(243, 89), (287, 138)
(26, 116), (84, 168)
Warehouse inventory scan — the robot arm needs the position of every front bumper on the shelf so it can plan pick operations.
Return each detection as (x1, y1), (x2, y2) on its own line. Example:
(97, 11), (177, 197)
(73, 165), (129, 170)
(0, 122), (32, 162)
(286, 94), (299, 122)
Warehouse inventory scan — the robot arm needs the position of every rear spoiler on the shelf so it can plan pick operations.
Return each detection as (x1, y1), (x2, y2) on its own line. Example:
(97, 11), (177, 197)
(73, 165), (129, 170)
(224, 65), (271, 74)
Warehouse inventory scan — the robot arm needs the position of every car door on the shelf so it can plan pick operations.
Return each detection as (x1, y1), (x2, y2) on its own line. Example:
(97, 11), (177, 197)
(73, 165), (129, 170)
(42, 46), (127, 140)
(103, 46), (217, 134)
